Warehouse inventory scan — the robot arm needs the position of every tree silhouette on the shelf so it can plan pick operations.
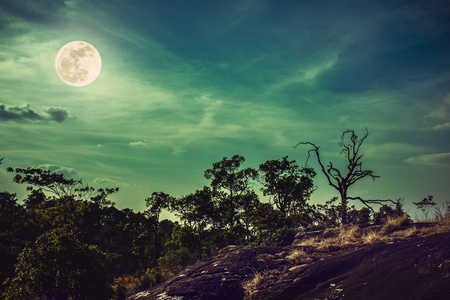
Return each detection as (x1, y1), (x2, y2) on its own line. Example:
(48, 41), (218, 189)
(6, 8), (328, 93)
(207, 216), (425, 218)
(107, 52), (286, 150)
(173, 187), (215, 258)
(4, 227), (112, 300)
(145, 191), (175, 266)
(259, 156), (316, 217)
(204, 155), (258, 228)
(295, 128), (394, 224)
(413, 195), (436, 221)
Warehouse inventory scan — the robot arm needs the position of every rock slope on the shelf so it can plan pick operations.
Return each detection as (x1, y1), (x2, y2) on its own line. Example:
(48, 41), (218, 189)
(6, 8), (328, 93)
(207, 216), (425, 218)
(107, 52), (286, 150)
(129, 231), (450, 300)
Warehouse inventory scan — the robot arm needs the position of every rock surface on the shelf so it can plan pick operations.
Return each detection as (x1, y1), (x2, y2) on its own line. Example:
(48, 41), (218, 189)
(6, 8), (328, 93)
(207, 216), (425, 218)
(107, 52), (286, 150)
(129, 232), (450, 300)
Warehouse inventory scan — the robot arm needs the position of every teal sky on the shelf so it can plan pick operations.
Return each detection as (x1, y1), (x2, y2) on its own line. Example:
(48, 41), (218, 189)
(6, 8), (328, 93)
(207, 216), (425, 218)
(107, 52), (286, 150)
(1, 0), (450, 218)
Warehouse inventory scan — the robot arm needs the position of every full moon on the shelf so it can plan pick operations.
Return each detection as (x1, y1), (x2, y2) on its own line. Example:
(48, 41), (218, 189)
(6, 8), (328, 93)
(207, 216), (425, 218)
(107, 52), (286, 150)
(55, 41), (102, 87)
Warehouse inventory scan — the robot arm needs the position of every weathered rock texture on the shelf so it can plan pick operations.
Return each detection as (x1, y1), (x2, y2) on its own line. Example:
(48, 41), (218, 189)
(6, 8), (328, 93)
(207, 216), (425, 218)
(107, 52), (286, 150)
(129, 232), (450, 300)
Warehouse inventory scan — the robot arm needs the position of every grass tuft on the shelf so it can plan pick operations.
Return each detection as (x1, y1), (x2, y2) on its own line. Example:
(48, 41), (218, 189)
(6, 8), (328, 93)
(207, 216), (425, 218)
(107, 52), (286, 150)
(381, 214), (410, 234)
(242, 269), (266, 299)
(362, 229), (383, 244)
(286, 249), (312, 263)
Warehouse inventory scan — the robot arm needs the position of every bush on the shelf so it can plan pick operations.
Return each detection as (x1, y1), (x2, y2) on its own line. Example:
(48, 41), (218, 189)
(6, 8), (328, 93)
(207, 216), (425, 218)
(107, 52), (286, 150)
(158, 248), (197, 279)
(3, 228), (112, 300)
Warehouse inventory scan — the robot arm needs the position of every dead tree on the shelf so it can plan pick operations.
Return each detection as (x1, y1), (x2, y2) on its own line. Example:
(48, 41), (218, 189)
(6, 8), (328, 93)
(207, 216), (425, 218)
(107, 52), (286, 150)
(294, 128), (395, 224)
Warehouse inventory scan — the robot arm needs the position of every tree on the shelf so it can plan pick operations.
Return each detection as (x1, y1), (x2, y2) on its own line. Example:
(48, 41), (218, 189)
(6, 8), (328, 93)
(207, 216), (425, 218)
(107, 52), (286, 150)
(295, 128), (394, 224)
(7, 167), (118, 230)
(0, 191), (27, 294)
(204, 155), (258, 228)
(413, 195), (436, 221)
(373, 200), (405, 224)
(4, 227), (112, 300)
(145, 191), (175, 267)
(172, 187), (215, 258)
(259, 156), (316, 217)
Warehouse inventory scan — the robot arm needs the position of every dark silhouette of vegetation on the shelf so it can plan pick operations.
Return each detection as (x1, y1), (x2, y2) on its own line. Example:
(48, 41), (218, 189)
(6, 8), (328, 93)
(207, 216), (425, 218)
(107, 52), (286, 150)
(145, 191), (175, 267)
(259, 156), (315, 217)
(295, 128), (395, 224)
(0, 152), (409, 299)
(204, 155), (258, 229)
(414, 195), (436, 220)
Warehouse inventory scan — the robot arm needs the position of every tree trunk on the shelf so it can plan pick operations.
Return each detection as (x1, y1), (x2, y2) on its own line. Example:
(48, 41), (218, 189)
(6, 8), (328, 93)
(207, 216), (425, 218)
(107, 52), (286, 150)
(340, 191), (348, 225)
(153, 222), (159, 267)
(229, 190), (234, 227)
(198, 232), (202, 260)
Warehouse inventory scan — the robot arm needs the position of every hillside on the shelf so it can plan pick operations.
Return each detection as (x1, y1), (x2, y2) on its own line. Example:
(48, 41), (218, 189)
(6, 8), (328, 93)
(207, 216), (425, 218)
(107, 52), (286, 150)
(128, 220), (450, 300)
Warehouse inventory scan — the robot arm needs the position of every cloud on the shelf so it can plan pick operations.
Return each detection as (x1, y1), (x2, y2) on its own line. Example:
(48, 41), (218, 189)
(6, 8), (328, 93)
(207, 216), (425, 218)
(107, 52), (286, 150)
(269, 55), (339, 93)
(0, 103), (41, 121)
(0, 103), (70, 122)
(404, 153), (450, 165)
(129, 141), (146, 147)
(37, 164), (78, 178)
(93, 177), (129, 187)
(43, 106), (69, 122)
(424, 93), (450, 130)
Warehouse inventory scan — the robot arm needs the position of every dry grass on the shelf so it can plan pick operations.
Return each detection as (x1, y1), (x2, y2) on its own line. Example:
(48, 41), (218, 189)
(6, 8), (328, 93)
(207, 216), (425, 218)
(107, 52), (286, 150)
(362, 229), (384, 244)
(297, 224), (361, 251)
(436, 216), (450, 232)
(299, 235), (320, 246)
(286, 249), (312, 264)
(391, 226), (419, 239)
(242, 215), (450, 298)
(294, 215), (450, 252)
(337, 224), (360, 244)
(381, 213), (410, 234)
(242, 269), (267, 299)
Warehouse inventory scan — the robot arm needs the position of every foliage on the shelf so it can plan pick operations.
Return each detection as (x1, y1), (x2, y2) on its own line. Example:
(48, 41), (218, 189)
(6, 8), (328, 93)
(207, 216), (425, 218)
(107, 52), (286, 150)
(3, 228), (112, 300)
(413, 195), (437, 221)
(259, 156), (316, 216)
(145, 191), (176, 266)
(7, 167), (118, 204)
(157, 247), (196, 279)
(373, 199), (405, 224)
(315, 197), (375, 228)
(204, 155), (258, 228)
(173, 187), (215, 235)
(1, 152), (410, 298)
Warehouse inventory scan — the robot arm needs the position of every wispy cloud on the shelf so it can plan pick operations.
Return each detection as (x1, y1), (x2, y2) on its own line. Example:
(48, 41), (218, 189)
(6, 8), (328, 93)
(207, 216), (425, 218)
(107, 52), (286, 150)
(93, 177), (130, 187)
(424, 93), (450, 130)
(37, 164), (78, 178)
(268, 55), (339, 93)
(129, 141), (146, 147)
(404, 153), (450, 165)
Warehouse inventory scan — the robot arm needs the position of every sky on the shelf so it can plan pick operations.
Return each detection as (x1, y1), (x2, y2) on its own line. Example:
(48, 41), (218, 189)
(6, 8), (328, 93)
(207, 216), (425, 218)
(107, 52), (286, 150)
(1, 0), (449, 219)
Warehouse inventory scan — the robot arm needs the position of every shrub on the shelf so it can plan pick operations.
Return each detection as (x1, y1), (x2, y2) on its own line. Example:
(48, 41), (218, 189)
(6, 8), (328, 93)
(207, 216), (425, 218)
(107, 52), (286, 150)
(381, 213), (410, 234)
(3, 228), (112, 300)
(158, 248), (196, 279)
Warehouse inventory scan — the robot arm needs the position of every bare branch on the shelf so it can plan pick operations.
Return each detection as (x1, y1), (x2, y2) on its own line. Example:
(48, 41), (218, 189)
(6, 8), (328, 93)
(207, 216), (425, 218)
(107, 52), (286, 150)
(347, 196), (396, 209)
(295, 128), (387, 224)
(294, 142), (339, 190)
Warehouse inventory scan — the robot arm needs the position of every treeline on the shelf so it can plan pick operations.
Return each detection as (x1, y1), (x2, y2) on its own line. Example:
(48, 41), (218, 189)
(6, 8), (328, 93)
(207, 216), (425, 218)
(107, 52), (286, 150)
(0, 155), (403, 299)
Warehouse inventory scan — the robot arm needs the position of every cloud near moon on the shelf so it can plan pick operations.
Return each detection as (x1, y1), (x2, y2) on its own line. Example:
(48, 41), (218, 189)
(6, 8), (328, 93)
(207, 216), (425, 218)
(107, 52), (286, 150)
(0, 103), (70, 122)
(55, 41), (102, 87)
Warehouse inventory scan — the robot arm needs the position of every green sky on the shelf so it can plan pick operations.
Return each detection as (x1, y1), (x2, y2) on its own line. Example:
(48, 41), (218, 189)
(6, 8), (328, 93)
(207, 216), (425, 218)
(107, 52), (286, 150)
(1, 0), (450, 218)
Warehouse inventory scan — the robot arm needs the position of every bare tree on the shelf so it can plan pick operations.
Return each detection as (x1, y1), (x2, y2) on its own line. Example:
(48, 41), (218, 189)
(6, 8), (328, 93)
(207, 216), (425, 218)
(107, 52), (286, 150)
(294, 128), (395, 224)
(413, 195), (436, 221)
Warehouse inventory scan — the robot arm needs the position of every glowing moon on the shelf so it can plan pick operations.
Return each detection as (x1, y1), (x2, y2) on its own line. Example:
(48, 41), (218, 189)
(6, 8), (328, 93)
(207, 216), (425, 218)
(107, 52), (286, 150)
(55, 41), (102, 87)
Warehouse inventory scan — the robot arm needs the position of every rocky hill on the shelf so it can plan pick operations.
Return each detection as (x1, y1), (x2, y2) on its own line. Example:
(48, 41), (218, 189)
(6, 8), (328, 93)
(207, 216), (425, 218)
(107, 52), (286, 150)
(128, 222), (450, 300)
